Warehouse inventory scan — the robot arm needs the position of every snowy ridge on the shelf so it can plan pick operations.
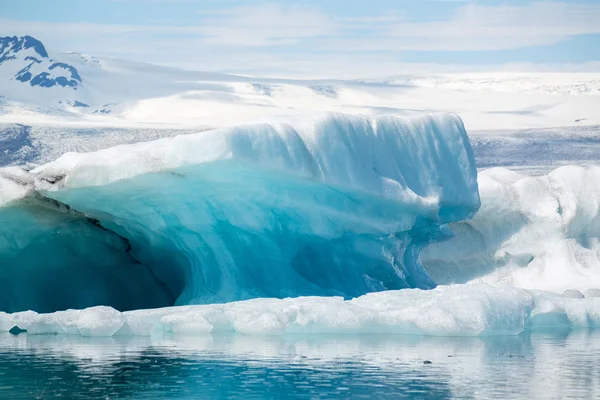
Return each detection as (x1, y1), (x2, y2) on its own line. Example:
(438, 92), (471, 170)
(2, 284), (600, 337)
(0, 35), (239, 117)
(0, 113), (479, 313)
(423, 165), (600, 292)
(1, 37), (600, 130)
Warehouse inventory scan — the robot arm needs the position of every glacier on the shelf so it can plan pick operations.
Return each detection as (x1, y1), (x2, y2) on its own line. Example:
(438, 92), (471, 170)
(0, 112), (479, 314)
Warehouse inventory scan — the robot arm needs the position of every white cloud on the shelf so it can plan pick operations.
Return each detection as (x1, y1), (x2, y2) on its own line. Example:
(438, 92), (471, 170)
(378, 1), (600, 51)
(185, 1), (600, 51)
(195, 3), (340, 46)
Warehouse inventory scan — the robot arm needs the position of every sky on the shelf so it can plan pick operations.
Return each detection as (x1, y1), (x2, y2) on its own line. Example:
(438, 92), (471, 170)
(1, 0), (599, 77)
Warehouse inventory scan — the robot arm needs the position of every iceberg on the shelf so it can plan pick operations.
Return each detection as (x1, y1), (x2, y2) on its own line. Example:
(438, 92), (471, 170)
(423, 166), (600, 292)
(0, 112), (479, 314)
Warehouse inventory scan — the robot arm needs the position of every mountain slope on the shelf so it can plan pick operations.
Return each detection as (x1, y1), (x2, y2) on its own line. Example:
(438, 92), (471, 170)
(0, 35), (239, 116)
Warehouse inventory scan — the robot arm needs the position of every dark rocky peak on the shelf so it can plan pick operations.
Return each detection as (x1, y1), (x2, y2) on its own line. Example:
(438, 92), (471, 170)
(1, 35), (82, 89)
(0, 35), (49, 63)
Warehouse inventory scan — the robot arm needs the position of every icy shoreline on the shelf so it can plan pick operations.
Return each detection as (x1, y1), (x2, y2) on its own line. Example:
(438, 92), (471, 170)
(1, 284), (599, 337)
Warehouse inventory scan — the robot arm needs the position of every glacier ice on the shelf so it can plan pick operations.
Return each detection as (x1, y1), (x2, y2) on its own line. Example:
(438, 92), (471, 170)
(0, 112), (479, 313)
(422, 166), (600, 292)
(2, 284), (600, 337)
(2, 112), (600, 338)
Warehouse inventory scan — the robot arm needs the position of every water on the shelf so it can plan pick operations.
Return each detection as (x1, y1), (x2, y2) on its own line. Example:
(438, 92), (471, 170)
(1, 331), (599, 399)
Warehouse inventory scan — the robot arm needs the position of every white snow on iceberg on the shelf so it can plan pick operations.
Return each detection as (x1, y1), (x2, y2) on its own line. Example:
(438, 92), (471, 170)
(423, 166), (600, 292)
(0, 112), (479, 313)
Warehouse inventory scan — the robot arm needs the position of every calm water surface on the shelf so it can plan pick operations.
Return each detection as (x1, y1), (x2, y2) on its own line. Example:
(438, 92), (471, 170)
(1, 331), (599, 399)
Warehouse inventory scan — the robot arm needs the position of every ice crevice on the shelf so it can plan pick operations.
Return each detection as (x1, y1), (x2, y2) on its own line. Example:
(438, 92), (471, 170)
(0, 185), (180, 313)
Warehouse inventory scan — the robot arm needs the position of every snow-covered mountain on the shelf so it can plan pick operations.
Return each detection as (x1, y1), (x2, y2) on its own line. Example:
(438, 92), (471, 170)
(0, 36), (85, 105)
(0, 36), (93, 115)
(0, 35), (238, 117)
(1, 36), (82, 90)
(0, 35), (599, 131)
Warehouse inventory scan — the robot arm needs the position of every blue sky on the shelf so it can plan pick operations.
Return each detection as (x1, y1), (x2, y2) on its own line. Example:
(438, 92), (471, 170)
(1, 0), (599, 76)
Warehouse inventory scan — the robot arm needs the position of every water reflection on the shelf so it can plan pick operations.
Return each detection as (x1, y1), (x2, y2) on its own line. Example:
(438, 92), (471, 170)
(0, 332), (599, 399)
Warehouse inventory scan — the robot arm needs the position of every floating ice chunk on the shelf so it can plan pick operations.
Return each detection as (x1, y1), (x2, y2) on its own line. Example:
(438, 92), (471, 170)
(2, 284), (598, 338)
(74, 306), (124, 337)
(350, 284), (534, 336)
(8, 307), (124, 337)
(8, 326), (26, 335)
